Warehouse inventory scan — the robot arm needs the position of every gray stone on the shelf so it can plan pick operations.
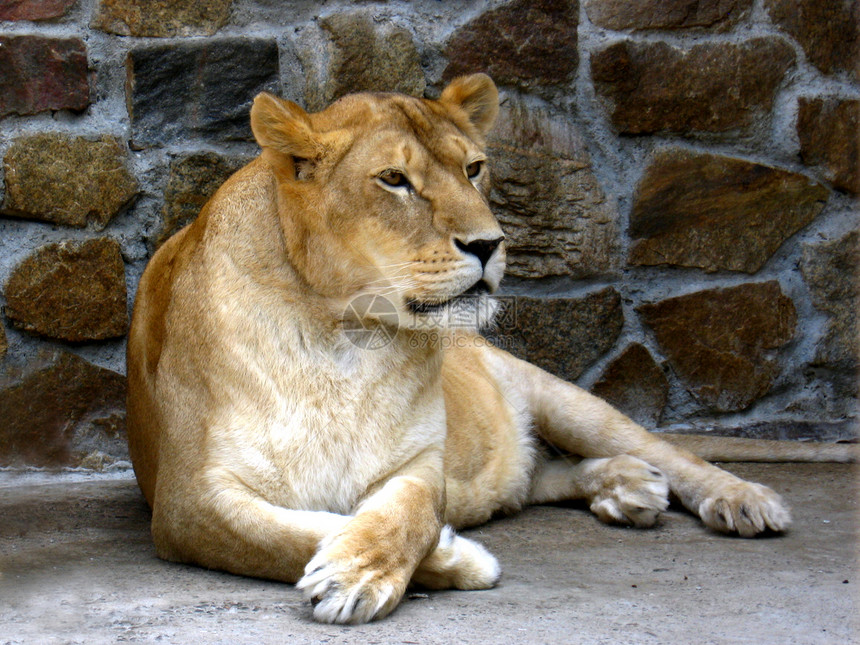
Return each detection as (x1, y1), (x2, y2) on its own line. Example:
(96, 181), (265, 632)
(665, 420), (856, 442)
(127, 39), (280, 147)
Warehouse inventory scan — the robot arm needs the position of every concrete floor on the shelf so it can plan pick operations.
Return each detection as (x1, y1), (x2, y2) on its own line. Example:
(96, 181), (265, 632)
(0, 463), (856, 645)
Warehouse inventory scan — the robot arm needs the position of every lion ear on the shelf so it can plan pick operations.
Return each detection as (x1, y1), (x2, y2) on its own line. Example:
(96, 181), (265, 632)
(250, 92), (318, 160)
(440, 74), (499, 137)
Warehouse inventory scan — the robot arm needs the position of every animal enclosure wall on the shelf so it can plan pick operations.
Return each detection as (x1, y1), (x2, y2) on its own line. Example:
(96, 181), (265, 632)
(0, 0), (857, 468)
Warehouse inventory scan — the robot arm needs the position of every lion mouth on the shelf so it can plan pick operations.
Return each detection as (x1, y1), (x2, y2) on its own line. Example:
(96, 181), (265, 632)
(406, 280), (491, 315)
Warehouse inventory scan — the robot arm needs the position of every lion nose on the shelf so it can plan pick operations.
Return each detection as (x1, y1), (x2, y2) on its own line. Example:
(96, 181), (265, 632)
(454, 235), (505, 270)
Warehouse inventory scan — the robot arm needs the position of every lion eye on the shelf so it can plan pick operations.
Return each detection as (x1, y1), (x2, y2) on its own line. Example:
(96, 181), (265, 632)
(466, 160), (484, 179)
(378, 169), (411, 189)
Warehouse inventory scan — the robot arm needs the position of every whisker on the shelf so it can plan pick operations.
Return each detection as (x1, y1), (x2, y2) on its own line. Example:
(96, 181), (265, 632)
(379, 263), (417, 269)
(376, 261), (419, 270)
(363, 275), (409, 287)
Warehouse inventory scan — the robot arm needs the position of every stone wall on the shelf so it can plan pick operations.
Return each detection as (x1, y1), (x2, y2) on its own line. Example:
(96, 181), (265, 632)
(0, 0), (857, 469)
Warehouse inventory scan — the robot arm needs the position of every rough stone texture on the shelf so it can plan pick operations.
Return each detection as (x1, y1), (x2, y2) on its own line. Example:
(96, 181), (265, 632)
(785, 370), (859, 423)
(304, 13), (425, 112)
(0, 0), (77, 21)
(765, 0), (860, 80)
(488, 101), (620, 278)
(0, 351), (127, 468)
(700, 420), (857, 443)
(443, 0), (579, 92)
(628, 148), (828, 273)
(638, 282), (797, 412)
(2, 133), (138, 230)
(0, 36), (89, 117)
(797, 97), (860, 195)
(591, 38), (795, 134)
(0, 1), (854, 465)
(126, 39), (280, 147)
(497, 288), (623, 382)
(92, 0), (232, 37)
(4, 239), (128, 342)
(591, 343), (668, 427)
(158, 152), (250, 248)
(584, 0), (753, 31)
(801, 230), (859, 372)
(0, 325), (7, 358)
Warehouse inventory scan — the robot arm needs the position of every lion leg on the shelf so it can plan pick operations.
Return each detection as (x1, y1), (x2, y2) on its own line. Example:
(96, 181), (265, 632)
(155, 471), (498, 624)
(486, 348), (791, 536)
(295, 473), (442, 623)
(296, 462), (499, 624)
(151, 478), (349, 582)
(528, 456), (669, 528)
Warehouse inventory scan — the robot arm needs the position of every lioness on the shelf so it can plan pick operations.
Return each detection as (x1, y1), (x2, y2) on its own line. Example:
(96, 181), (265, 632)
(127, 74), (798, 624)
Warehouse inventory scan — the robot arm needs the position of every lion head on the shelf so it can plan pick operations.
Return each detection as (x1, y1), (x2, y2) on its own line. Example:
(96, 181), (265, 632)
(249, 74), (505, 333)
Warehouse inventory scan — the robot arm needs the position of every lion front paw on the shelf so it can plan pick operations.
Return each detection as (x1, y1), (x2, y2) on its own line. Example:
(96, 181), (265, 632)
(296, 541), (407, 624)
(587, 455), (670, 528)
(697, 480), (791, 537)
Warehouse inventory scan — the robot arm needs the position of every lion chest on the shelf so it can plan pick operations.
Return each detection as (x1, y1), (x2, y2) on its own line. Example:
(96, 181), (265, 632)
(205, 351), (445, 515)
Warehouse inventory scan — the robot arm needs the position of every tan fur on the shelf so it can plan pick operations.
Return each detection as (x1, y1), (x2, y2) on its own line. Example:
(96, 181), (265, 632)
(127, 75), (837, 624)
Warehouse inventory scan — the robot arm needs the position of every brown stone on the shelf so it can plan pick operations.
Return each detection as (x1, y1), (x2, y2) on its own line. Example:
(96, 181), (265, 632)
(765, 0), (859, 80)
(2, 134), (138, 229)
(496, 288), (623, 382)
(303, 13), (425, 112)
(443, 0), (578, 92)
(797, 97), (860, 194)
(629, 149), (828, 273)
(584, 0), (753, 31)
(637, 282), (797, 412)
(0, 325), (7, 358)
(0, 351), (127, 468)
(591, 38), (795, 134)
(0, 0), (76, 21)
(158, 152), (250, 248)
(0, 36), (89, 117)
(487, 101), (620, 278)
(92, 0), (232, 37)
(591, 344), (668, 427)
(801, 230), (859, 370)
(4, 239), (128, 342)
